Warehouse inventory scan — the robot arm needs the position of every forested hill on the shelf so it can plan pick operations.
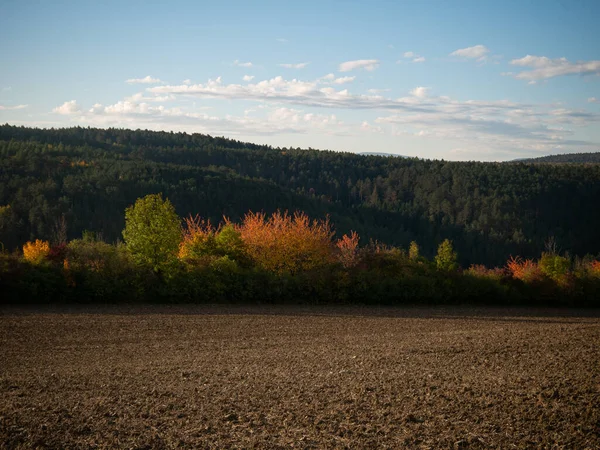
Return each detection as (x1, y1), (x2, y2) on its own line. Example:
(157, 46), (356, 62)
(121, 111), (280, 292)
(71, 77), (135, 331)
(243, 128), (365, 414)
(1, 124), (600, 266)
(516, 152), (600, 164)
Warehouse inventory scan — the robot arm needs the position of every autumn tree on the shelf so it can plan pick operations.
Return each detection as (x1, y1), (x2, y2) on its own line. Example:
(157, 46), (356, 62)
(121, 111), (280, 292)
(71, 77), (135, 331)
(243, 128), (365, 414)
(538, 253), (570, 284)
(179, 216), (248, 266)
(238, 211), (334, 275)
(506, 256), (542, 283)
(122, 194), (181, 272)
(336, 231), (360, 268)
(178, 215), (217, 261)
(22, 239), (50, 264)
(408, 241), (420, 261)
(435, 239), (458, 271)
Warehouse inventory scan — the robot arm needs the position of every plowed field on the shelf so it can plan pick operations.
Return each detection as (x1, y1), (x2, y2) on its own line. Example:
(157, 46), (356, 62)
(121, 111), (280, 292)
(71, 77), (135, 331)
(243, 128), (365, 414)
(1, 306), (599, 448)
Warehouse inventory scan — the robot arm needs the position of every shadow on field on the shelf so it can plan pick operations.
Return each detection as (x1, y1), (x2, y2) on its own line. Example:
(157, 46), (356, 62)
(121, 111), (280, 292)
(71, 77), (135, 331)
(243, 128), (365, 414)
(1, 304), (599, 323)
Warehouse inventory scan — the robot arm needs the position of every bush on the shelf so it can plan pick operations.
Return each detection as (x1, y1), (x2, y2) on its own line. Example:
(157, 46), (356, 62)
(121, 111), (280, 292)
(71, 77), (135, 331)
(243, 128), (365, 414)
(66, 238), (140, 302)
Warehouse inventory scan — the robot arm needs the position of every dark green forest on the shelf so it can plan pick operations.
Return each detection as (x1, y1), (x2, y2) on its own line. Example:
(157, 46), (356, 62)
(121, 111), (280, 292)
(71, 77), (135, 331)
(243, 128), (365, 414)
(2, 124), (600, 267)
(517, 152), (600, 164)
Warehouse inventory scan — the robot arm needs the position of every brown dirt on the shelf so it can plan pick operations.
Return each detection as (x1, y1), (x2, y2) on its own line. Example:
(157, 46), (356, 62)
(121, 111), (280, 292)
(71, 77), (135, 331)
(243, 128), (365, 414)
(1, 306), (599, 449)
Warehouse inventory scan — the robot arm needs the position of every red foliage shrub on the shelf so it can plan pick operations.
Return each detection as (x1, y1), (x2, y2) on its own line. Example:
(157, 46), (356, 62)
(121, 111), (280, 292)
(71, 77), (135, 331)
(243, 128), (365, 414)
(506, 256), (542, 283)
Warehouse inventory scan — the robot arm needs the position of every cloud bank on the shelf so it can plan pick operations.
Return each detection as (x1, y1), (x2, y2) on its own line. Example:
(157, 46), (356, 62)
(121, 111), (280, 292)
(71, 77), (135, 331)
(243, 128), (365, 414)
(48, 73), (600, 156)
(510, 55), (600, 81)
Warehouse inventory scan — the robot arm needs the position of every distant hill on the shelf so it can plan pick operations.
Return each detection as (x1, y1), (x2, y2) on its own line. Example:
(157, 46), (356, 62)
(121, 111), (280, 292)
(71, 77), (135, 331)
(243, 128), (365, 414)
(358, 152), (407, 158)
(514, 152), (600, 164)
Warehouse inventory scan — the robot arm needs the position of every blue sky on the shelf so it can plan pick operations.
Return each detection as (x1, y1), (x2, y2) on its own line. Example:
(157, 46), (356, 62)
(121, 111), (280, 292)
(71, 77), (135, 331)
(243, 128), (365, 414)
(1, 0), (599, 160)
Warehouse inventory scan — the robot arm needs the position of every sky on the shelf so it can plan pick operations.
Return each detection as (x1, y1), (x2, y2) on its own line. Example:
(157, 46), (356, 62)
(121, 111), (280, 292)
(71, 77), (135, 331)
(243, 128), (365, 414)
(1, 0), (599, 161)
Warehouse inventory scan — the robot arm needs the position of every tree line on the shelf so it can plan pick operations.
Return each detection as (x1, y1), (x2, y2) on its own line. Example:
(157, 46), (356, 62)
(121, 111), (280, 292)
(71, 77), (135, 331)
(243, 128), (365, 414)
(1, 124), (600, 268)
(2, 193), (599, 306)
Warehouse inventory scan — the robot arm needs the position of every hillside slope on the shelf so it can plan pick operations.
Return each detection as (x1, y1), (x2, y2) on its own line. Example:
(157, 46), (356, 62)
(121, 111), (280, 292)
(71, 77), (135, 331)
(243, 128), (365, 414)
(515, 152), (600, 164)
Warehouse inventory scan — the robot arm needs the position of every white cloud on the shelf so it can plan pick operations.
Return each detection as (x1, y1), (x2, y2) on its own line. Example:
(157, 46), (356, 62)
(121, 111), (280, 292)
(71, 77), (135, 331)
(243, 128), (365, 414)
(279, 62), (309, 69)
(89, 103), (104, 114)
(269, 107), (344, 130)
(126, 75), (163, 84)
(588, 97), (599, 103)
(361, 121), (383, 133)
(450, 45), (490, 61)
(276, 38), (289, 44)
(0, 104), (27, 110)
(510, 55), (600, 81)
(332, 76), (355, 85)
(402, 51), (425, 63)
(183, 79), (192, 85)
(148, 76), (534, 117)
(339, 59), (379, 72)
(243, 75), (255, 82)
(52, 100), (81, 115)
(410, 87), (430, 98)
(234, 60), (253, 68)
(125, 92), (176, 103)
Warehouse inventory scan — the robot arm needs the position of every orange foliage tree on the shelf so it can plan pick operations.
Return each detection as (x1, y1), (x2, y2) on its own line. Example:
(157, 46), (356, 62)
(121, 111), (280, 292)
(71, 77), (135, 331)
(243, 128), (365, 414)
(336, 231), (360, 268)
(22, 239), (50, 264)
(506, 256), (542, 283)
(238, 211), (335, 275)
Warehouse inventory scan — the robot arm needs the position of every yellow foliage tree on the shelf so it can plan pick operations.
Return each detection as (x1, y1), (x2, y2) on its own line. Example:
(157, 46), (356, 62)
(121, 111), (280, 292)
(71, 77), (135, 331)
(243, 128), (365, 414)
(408, 241), (420, 261)
(23, 239), (50, 264)
(178, 215), (217, 261)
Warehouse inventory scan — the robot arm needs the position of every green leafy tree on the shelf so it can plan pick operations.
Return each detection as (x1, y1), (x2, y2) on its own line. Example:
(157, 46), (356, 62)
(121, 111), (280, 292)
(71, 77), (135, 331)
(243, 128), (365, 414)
(435, 239), (458, 271)
(122, 194), (181, 271)
(215, 224), (247, 263)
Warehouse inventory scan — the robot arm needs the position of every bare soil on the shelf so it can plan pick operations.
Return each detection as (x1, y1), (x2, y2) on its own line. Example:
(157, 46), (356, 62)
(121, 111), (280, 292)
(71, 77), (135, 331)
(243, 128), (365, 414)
(1, 306), (599, 449)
